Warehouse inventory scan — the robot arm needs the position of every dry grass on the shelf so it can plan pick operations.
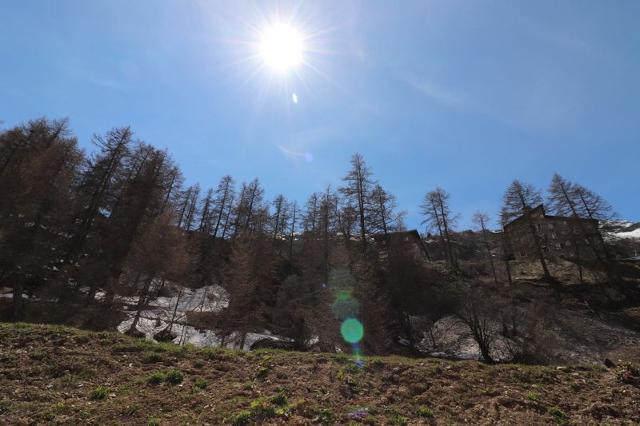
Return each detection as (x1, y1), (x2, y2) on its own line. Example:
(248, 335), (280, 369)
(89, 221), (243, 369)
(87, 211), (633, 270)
(1, 322), (639, 425)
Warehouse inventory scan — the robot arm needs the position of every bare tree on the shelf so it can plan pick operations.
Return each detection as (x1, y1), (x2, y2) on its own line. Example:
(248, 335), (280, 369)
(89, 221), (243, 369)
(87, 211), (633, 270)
(369, 184), (404, 240)
(472, 212), (499, 284)
(456, 288), (497, 363)
(211, 175), (235, 238)
(421, 187), (458, 270)
(340, 153), (374, 255)
(288, 201), (298, 261)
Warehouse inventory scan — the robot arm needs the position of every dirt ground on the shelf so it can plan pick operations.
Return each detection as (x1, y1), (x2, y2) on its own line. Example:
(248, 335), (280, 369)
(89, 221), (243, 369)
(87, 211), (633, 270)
(1, 323), (639, 425)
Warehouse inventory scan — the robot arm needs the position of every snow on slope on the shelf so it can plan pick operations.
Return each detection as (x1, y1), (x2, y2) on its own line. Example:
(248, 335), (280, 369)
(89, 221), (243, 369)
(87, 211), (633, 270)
(615, 227), (640, 239)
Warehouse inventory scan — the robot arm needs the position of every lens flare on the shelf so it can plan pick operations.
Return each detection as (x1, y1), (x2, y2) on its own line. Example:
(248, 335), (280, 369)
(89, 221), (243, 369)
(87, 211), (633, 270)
(341, 318), (364, 344)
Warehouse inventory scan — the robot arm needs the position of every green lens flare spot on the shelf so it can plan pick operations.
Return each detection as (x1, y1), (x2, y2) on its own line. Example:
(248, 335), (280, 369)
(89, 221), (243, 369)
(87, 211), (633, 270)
(341, 318), (364, 344)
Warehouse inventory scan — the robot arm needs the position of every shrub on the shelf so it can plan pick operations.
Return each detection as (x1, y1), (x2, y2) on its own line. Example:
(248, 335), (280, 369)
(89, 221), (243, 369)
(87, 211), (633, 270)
(147, 372), (166, 385)
(194, 378), (208, 390)
(89, 386), (109, 400)
(147, 418), (161, 426)
(165, 369), (183, 385)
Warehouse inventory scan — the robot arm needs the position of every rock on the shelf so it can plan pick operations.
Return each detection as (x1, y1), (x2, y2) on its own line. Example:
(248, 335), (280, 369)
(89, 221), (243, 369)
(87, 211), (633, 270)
(604, 358), (616, 368)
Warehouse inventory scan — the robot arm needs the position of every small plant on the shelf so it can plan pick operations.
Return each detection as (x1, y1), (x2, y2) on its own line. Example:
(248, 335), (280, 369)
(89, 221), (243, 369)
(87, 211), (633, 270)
(142, 352), (163, 363)
(194, 377), (208, 390)
(147, 372), (166, 385)
(0, 399), (9, 415)
(270, 391), (288, 406)
(313, 408), (335, 425)
(416, 406), (434, 418)
(256, 366), (270, 379)
(231, 410), (252, 425)
(147, 418), (161, 426)
(388, 414), (408, 425)
(165, 369), (183, 385)
(89, 386), (109, 400)
(526, 391), (540, 401)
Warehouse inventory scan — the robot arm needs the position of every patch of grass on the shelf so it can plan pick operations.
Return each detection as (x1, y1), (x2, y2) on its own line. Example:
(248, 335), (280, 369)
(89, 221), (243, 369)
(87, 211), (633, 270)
(270, 391), (288, 406)
(312, 408), (336, 425)
(88, 386), (109, 400)
(147, 372), (167, 385)
(249, 397), (276, 418)
(416, 405), (434, 418)
(0, 399), (10, 415)
(29, 350), (47, 361)
(142, 352), (163, 364)
(526, 391), (540, 401)
(121, 404), (140, 416)
(231, 410), (252, 425)
(387, 413), (408, 425)
(165, 369), (183, 385)
(194, 377), (207, 390)
(549, 406), (568, 425)
(147, 417), (161, 426)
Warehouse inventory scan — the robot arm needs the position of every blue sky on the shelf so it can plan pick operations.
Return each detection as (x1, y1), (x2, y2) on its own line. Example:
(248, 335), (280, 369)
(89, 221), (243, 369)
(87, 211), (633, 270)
(1, 0), (638, 229)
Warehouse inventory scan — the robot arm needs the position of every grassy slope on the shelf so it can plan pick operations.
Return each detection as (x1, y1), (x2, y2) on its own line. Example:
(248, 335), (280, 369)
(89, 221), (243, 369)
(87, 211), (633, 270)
(1, 323), (639, 425)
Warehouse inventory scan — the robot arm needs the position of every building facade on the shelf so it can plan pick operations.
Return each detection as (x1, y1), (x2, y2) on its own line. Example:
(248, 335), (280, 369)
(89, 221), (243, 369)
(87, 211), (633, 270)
(504, 204), (604, 262)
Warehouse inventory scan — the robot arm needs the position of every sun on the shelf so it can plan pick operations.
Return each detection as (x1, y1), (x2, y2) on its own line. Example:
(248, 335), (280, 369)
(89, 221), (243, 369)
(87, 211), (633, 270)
(259, 23), (304, 72)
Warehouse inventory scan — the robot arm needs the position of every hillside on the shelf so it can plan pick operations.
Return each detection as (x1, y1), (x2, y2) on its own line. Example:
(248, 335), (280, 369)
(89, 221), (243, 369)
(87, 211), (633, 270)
(1, 323), (639, 425)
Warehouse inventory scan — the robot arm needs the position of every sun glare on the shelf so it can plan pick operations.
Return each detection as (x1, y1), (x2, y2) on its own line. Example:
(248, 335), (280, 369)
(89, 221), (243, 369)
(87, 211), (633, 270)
(259, 23), (304, 72)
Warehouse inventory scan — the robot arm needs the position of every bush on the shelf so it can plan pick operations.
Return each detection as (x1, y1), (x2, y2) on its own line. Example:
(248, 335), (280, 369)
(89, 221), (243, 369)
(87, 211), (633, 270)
(147, 372), (166, 385)
(165, 369), (183, 385)
(89, 386), (109, 400)
(147, 418), (161, 426)
(194, 377), (207, 389)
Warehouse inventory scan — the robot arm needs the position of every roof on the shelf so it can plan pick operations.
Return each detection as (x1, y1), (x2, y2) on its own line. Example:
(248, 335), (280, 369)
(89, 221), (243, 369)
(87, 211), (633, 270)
(504, 204), (598, 229)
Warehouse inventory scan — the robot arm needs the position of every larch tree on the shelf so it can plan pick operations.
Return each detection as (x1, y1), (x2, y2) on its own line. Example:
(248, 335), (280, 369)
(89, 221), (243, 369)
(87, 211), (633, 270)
(211, 175), (235, 239)
(65, 127), (132, 264)
(420, 187), (458, 270)
(288, 201), (298, 261)
(340, 153), (374, 255)
(369, 184), (404, 240)
(0, 119), (82, 319)
(472, 212), (499, 284)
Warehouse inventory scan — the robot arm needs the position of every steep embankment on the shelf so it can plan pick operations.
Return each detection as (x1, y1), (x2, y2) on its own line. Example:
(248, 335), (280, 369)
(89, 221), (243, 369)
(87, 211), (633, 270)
(1, 324), (639, 425)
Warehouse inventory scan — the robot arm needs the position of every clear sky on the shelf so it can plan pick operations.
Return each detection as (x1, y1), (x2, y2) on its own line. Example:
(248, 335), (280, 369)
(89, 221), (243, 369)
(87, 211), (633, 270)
(1, 0), (638, 229)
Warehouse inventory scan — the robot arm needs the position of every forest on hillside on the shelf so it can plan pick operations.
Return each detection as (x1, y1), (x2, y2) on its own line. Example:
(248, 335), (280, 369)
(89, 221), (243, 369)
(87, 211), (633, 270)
(1, 118), (639, 363)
